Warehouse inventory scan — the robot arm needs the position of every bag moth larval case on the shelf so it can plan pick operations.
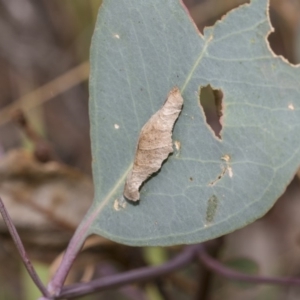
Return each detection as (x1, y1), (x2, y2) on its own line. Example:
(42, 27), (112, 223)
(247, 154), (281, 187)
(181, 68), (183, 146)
(123, 87), (184, 201)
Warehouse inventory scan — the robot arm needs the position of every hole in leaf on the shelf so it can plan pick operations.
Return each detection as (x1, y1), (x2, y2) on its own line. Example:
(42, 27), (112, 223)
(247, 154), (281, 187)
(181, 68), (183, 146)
(184, 1), (295, 64)
(184, 0), (250, 34)
(199, 85), (223, 139)
(268, 4), (297, 65)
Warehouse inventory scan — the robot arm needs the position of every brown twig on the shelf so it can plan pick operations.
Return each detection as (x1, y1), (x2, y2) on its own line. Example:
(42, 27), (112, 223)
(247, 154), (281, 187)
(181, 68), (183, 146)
(0, 197), (50, 298)
(0, 62), (89, 127)
(12, 109), (56, 163)
(12, 195), (77, 232)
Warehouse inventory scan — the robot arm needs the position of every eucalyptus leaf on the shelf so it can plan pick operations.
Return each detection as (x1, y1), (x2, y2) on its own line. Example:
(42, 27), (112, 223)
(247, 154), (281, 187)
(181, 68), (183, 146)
(86, 0), (300, 246)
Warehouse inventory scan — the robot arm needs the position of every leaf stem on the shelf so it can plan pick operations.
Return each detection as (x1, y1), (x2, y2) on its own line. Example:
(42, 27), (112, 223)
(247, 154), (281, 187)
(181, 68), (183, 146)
(0, 197), (50, 298)
(47, 216), (91, 296)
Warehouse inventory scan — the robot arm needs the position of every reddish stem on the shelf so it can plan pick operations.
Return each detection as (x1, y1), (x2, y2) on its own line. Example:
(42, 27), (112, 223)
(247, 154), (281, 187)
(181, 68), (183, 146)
(47, 214), (91, 296)
(197, 244), (300, 286)
(57, 244), (200, 299)
(0, 197), (50, 298)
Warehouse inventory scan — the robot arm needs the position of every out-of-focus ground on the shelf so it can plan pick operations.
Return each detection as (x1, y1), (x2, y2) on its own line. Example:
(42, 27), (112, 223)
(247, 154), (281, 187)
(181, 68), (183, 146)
(0, 0), (300, 299)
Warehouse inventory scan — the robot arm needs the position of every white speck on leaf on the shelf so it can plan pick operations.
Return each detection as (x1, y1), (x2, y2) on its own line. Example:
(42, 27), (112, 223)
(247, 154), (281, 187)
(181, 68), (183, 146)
(113, 197), (127, 211)
(174, 140), (181, 151)
(221, 154), (231, 162)
(113, 34), (120, 39)
(209, 155), (233, 185)
(228, 166), (233, 178)
(114, 124), (120, 129)
(288, 104), (294, 110)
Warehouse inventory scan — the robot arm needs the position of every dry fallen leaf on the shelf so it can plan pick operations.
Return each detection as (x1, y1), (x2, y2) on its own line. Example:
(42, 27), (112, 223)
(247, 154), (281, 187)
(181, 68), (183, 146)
(123, 87), (184, 201)
(0, 149), (94, 249)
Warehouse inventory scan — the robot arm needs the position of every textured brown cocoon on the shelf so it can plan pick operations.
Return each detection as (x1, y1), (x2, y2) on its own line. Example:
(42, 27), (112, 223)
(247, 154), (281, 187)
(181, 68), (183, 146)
(123, 87), (184, 201)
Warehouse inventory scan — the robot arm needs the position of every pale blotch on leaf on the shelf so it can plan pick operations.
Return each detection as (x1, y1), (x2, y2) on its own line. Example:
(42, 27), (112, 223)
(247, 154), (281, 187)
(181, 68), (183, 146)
(123, 87), (184, 202)
(114, 124), (120, 129)
(209, 154), (233, 185)
(222, 154), (233, 178)
(174, 140), (181, 151)
(174, 140), (181, 157)
(288, 104), (294, 110)
(205, 195), (218, 226)
(113, 197), (127, 211)
(221, 154), (231, 162)
(228, 166), (233, 178)
(113, 34), (120, 39)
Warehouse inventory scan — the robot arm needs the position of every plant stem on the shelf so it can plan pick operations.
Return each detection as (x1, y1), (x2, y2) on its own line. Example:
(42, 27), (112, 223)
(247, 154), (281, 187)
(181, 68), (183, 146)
(0, 197), (50, 298)
(57, 244), (200, 299)
(197, 243), (300, 286)
(47, 216), (90, 296)
(47, 200), (111, 296)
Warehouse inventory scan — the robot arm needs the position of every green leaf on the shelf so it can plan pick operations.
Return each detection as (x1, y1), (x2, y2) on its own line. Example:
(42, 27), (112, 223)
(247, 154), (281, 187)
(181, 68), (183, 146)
(87, 0), (300, 245)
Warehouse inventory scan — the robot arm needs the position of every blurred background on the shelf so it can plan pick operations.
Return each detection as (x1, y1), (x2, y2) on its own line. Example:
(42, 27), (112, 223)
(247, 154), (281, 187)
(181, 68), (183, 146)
(0, 0), (300, 299)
